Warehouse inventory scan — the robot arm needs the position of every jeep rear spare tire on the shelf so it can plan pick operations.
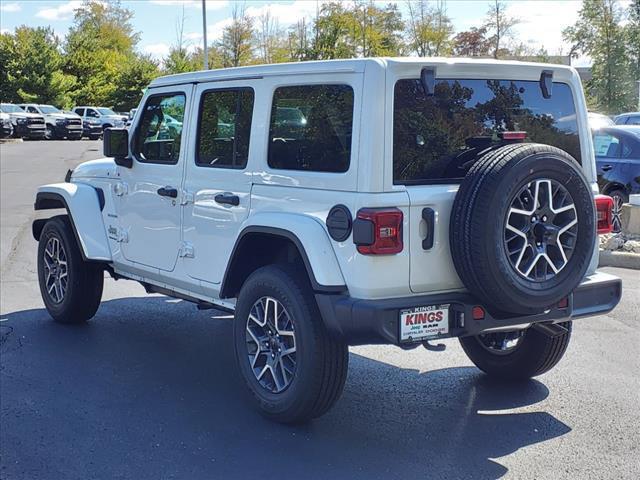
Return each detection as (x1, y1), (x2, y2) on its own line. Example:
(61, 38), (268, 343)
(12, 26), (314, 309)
(450, 143), (595, 315)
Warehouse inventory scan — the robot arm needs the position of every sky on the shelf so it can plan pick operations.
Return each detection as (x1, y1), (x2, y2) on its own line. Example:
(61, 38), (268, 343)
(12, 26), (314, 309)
(0, 0), (595, 66)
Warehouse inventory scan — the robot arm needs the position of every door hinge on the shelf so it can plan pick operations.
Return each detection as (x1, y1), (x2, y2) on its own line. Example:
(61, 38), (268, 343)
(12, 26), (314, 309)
(113, 182), (128, 196)
(179, 241), (194, 258)
(180, 190), (194, 205)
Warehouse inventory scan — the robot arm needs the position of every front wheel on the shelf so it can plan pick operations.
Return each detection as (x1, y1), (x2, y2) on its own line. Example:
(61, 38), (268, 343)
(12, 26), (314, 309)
(459, 322), (572, 380)
(234, 265), (348, 423)
(37, 216), (104, 324)
(44, 125), (55, 140)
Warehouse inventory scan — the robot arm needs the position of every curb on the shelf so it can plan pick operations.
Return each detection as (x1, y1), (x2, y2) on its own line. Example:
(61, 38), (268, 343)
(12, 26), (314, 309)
(598, 250), (640, 270)
(0, 138), (23, 144)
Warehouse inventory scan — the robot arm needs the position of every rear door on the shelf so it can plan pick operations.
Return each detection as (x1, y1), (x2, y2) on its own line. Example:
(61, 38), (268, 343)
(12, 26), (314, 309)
(389, 70), (584, 293)
(181, 81), (256, 284)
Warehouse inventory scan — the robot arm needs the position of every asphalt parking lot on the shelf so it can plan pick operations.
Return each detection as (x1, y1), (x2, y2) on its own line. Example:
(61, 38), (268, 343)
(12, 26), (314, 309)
(1, 139), (639, 480)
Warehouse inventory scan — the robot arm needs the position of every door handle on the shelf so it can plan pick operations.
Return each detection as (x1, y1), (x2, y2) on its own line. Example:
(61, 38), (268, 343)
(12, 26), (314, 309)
(601, 164), (613, 172)
(157, 186), (178, 198)
(214, 193), (240, 206)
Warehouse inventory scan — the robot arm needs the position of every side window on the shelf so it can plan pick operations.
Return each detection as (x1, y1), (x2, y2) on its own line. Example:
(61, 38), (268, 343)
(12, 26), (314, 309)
(268, 84), (354, 173)
(133, 93), (185, 165)
(75, 108), (85, 116)
(627, 116), (640, 125)
(87, 109), (99, 118)
(593, 133), (620, 158)
(28, 107), (38, 114)
(196, 88), (254, 168)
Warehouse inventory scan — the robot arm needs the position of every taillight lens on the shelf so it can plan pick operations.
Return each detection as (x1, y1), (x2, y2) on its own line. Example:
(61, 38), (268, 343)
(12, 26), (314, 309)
(595, 194), (614, 234)
(355, 208), (403, 255)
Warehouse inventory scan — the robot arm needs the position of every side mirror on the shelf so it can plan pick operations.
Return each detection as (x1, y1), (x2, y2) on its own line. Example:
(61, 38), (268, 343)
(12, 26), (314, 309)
(103, 128), (132, 168)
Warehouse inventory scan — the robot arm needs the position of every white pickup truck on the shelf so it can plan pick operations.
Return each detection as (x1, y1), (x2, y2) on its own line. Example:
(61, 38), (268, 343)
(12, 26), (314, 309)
(18, 103), (82, 140)
(32, 58), (621, 423)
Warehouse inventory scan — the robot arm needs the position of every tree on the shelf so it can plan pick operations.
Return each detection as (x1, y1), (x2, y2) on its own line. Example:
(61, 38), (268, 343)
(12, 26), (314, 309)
(219, 3), (255, 67)
(110, 55), (159, 111)
(255, 8), (291, 64)
(564, 0), (634, 113)
(452, 26), (492, 57)
(164, 6), (200, 74)
(627, 0), (640, 107)
(0, 26), (76, 107)
(353, 1), (404, 57)
(483, 0), (520, 59)
(311, 2), (355, 59)
(64, 0), (141, 105)
(405, 0), (453, 56)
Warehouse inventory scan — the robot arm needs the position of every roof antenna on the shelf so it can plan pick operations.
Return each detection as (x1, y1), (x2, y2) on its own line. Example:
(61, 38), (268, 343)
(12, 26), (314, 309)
(421, 67), (436, 96)
(540, 70), (553, 99)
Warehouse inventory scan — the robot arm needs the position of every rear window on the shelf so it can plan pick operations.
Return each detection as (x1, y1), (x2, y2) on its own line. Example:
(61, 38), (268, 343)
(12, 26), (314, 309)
(393, 79), (581, 184)
(268, 84), (354, 173)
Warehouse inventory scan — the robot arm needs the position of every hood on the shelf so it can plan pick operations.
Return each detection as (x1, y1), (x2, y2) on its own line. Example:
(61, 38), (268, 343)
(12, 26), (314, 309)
(71, 158), (118, 179)
(49, 112), (80, 120)
(7, 111), (42, 119)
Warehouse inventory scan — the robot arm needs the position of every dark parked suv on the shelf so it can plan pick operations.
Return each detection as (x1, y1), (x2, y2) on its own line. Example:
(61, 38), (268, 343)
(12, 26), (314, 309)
(593, 125), (640, 232)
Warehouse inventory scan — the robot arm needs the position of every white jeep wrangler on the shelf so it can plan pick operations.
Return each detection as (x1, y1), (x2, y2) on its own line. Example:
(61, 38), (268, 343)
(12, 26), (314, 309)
(33, 58), (621, 423)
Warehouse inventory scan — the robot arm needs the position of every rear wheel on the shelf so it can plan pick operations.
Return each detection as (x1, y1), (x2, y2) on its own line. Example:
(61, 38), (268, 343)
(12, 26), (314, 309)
(607, 189), (628, 233)
(37, 216), (104, 324)
(459, 322), (572, 379)
(234, 264), (348, 423)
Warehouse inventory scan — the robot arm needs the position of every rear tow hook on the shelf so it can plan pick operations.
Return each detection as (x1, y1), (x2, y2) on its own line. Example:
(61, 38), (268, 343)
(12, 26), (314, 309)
(422, 340), (446, 352)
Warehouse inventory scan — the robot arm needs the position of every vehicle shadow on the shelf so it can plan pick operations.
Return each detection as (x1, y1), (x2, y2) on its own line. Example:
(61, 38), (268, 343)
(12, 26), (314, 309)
(1, 296), (571, 480)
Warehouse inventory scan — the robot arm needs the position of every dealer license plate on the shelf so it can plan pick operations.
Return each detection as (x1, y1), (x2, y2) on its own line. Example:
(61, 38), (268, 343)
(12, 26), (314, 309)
(399, 304), (449, 342)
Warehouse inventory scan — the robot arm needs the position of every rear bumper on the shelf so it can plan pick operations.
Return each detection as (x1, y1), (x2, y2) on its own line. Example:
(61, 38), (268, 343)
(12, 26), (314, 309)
(315, 271), (622, 346)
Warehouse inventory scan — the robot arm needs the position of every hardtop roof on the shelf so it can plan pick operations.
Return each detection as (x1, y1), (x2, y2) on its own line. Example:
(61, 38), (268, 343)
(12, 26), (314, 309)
(149, 57), (576, 89)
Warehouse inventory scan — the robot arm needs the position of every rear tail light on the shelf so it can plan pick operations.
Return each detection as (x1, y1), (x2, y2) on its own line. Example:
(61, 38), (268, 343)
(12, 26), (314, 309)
(353, 208), (403, 255)
(595, 194), (614, 234)
(472, 306), (485, 320)
(499, 131), (527, 141)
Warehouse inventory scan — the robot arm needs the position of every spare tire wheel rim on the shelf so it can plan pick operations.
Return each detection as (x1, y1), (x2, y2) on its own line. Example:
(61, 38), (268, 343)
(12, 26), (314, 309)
(245, 296), (297, 393)
(504, 178), (578, 282)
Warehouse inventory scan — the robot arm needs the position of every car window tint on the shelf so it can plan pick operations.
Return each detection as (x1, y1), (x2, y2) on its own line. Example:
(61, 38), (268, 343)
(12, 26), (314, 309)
(75, 108), (85, 116)
(133, 93), (185, 165)
(196, 88), (254, 169)
(28, 107), (38, 114)
(87, 109), (99, 118)
(268, 84), (354, 173)
(593, 133), (620, 158)
(393, 79), (582, 183)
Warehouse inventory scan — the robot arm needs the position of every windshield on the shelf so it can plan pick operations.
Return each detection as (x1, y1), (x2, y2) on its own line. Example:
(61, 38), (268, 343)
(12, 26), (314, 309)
(97, 107), (117, 116)
(0, 104), (22, 113)
(393, 79), (581, 183)
(39, 105), (61, 114)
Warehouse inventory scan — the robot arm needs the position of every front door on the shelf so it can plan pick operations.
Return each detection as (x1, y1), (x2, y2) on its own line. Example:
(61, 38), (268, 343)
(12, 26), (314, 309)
(116, 86), (192, 272)
(182, 82), (256, 284)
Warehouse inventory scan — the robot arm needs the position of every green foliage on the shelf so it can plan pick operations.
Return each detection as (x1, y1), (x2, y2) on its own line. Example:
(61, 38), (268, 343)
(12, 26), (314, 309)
(627, 0), (640, 108)
(563, 0), (635, 113)
(0, 26), (76, 107)
(406, 0), (454, 56)
(64, 0), (154, 107)
(219, 4), (255, 67)
(110, 55), (159, 111)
